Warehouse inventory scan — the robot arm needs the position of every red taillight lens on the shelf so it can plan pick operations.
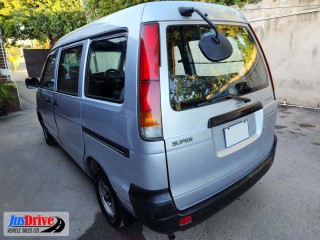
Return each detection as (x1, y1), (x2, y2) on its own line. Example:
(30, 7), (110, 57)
(139, 23), (162, 139)
(139, 24), (160, 81)
(249, 24), (276, 99)
(179, 215), (192, 226)
(139, 81), (161, 113)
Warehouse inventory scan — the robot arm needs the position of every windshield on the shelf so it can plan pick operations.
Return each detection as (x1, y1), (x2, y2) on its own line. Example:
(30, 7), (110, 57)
(167, 24), (269, 111)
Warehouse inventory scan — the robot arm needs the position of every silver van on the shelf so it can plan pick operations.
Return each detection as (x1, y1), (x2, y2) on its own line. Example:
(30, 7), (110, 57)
(26, 1), (277, 235)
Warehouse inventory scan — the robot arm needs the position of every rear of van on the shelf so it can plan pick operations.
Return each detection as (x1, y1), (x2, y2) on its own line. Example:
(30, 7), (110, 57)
(129, 2), (277, 233)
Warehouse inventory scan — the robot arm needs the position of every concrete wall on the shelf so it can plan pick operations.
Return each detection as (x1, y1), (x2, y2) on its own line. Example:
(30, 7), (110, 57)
(241, 0), (320, 107)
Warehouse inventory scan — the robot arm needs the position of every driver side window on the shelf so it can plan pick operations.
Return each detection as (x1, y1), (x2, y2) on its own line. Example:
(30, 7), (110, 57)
(57, 46), (83, 96)
(40, 51), (57, 90)
(85, 36), (127, 102)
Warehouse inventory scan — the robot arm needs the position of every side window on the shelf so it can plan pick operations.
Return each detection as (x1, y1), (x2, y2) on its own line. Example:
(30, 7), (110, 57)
(40, 52), (57, 90)
(188, 39), (243, 76)
(57, 46), (83, 96)
(85, 36), (127, 102)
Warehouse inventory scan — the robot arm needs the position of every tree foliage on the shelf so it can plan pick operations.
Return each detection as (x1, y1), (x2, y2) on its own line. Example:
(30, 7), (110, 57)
(0, 0), (261, 47)
(209, 0), (260, 8)
(0, 81), (16, 108)
(0, 0), (86, 47)
(85, 0), (261, 22)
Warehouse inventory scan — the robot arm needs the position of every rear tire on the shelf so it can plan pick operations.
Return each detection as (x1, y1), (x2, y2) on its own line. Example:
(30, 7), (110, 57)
(41, 123), (55, 145)
(95, 171), (122, 228)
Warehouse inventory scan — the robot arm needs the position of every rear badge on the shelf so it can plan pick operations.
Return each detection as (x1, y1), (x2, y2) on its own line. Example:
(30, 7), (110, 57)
(172, 137), (193, 147)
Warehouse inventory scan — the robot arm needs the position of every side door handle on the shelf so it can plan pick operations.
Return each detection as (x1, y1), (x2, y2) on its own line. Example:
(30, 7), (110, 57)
(46, 97), (51, 104)
(53, 100), (59, 107)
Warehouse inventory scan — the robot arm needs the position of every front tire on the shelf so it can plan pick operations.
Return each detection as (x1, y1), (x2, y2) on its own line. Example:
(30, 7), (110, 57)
(95, 171), (122, 228)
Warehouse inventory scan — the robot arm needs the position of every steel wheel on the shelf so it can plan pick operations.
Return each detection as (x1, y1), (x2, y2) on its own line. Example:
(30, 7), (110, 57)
(98, 180), (116, 217)
(95, 170), (122, 227)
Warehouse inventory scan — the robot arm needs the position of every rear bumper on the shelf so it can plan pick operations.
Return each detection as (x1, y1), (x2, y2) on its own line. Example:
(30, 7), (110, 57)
(129, 135), (277, 234)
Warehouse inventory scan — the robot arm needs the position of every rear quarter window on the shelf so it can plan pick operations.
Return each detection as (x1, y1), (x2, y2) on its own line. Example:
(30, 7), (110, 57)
(167, 24), (269, 111)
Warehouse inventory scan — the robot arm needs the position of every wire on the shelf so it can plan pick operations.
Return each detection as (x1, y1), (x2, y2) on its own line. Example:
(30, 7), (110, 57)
(242, 5), (320, 10)
(249, 9), (320, 22)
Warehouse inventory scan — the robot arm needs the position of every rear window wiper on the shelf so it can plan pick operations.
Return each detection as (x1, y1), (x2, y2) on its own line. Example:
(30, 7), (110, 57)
(197, 94), (251, 107)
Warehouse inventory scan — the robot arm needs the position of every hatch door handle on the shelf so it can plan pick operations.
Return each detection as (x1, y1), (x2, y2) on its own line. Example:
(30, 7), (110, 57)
(208, 102), (263, 128)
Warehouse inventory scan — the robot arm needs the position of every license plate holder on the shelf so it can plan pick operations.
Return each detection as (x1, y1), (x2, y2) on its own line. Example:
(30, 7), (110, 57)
(224, 120), (249, 148)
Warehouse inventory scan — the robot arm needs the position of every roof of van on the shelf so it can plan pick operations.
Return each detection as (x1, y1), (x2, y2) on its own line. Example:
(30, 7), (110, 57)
(53, 1), (247, 50)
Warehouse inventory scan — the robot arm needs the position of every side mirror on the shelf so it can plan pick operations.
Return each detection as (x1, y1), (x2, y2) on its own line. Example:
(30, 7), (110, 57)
(25, 77), (40, 89)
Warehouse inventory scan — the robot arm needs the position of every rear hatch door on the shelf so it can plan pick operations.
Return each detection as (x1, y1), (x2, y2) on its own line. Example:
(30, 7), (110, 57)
(159, 22), (276, 210)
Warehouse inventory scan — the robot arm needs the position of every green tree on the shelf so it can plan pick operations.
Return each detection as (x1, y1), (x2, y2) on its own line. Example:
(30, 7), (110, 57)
(208, 0), (260, 8)
(0, 0), (86, 47)
(85, 0), (261, 22)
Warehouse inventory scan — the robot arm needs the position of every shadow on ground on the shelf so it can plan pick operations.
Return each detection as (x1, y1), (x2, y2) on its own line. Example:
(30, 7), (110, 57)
(79, 212), (145, 240)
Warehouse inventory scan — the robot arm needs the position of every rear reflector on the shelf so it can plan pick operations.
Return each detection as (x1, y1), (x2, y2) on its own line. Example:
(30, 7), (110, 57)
(139, 23), (162, 139)
(249, 24), (276, 99)
(179, 215), (192, 226)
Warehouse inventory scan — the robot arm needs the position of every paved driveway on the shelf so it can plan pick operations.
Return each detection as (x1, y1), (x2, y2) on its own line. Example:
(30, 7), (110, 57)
(0, 81), (319, 240)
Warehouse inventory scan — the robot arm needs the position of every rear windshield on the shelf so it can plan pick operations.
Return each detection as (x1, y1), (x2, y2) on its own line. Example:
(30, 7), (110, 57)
(167, 24), (269, 111)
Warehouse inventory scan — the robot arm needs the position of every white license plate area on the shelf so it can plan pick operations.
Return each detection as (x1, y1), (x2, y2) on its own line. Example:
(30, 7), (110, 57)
(224, 120), (249, 148)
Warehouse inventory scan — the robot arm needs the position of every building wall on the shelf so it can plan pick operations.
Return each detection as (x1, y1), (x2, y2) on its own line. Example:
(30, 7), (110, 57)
(241, 0), (320, 107)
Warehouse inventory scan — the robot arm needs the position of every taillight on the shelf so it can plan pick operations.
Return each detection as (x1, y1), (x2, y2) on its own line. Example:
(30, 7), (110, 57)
(139, 23), (162, 139)
(249, 24), (276, 100)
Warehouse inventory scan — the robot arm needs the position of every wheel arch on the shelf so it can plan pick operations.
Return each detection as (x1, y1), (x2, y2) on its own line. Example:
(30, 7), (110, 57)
(37, 111), (43, 125)
(85, 156), (101, 179)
